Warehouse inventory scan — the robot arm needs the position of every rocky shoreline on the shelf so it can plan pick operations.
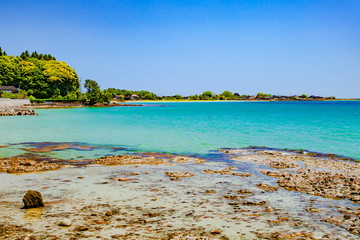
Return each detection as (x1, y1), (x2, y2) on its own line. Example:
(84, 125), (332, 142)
(0, 144), (359, 239)
(0, 107), (38, 116)
(27, 101), (142, 109)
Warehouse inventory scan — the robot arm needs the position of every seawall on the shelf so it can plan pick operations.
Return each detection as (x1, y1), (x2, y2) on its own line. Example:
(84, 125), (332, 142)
(0, 98), (31, 108)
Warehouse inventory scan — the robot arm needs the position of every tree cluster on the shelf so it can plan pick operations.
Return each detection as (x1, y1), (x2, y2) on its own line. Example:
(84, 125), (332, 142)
(20, 50), (56, 61)
(0, 47), (80, 99)
(0, 47), (7, 56)
(84, 79), (112, 105)
(105, 88), (158, 100)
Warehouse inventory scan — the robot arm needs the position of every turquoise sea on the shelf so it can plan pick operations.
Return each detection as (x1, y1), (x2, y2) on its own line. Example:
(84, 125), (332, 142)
(0, 101), (359, 160)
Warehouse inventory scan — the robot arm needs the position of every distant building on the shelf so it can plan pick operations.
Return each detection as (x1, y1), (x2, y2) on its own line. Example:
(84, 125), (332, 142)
(0, 86), (20, 93)
(130, 94), (140, 100)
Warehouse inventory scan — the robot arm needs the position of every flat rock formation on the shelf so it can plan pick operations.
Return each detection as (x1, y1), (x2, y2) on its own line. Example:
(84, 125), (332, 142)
(220, 147), (360, 203)
(0, 157), (62, 173)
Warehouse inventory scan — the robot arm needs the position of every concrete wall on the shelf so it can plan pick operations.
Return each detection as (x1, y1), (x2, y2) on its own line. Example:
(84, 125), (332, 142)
(0, 98), (31, 108)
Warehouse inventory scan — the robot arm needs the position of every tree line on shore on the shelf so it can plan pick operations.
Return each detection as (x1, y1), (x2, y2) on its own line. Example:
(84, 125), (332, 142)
(0, 47), (335, 105)
(0, 47), (79, 99)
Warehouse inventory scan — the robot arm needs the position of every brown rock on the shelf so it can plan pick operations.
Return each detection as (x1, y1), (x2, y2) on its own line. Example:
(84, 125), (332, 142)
(22, 190), (44, 209)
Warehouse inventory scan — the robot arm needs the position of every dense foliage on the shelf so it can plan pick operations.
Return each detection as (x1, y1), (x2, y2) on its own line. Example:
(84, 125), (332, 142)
(0, 47), (80, 99)
(84, 79), (112, 105)
(0, 48), (334, 103)
(104, 88), (158, 100)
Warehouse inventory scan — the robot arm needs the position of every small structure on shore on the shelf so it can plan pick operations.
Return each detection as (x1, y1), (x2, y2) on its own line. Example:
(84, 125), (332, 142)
(0, 86), (20, 93)
(130, 94), (140, 100)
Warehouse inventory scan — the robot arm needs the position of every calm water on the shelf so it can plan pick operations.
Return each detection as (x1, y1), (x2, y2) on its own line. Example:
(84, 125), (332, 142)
(1, 101), (359, 160)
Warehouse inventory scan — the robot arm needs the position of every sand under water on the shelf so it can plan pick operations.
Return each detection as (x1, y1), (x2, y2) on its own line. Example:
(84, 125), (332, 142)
(0, 143), (359, 240)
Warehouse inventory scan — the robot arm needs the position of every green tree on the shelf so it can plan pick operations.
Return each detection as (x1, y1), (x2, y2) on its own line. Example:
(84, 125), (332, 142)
(84, 79), (101, 105)
(0, 48), (80, 99)
(256, 93), (272, 99)
(31, 51), (39, 59)
(201, 91), (213, 100)
(222, 91), (233, 100)
(20, 50), (30, 59)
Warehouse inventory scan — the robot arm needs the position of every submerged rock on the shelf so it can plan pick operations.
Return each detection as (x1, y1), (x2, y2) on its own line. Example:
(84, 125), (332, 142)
(203, 167), (252, 177)
(165, 171), (194, 178)
(22, 190), (44, 209)
(93, 155), (169, 165)
(59, 219), (72, 226)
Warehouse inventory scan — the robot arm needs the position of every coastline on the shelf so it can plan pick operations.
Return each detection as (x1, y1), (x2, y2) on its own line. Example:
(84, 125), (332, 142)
(0, 144), (359, 239)
(1, 98), (356, 111)
(124, 98), (360, 103)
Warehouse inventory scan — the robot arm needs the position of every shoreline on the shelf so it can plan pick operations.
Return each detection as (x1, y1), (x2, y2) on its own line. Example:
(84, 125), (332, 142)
(0, 145), (359, 239)
(125, 98), (360, 103)
(1, 98), (356, 112)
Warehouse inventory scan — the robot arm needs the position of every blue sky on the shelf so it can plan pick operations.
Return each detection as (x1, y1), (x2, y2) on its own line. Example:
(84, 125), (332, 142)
(1, 0), (359, 97)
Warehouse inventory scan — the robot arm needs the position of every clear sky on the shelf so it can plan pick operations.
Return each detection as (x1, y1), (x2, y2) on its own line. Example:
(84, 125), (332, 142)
(1, 0), (359, 98)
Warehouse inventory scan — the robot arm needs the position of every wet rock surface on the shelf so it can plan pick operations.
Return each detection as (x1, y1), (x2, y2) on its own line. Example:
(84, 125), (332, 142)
(204, 167), (252, 177)
(0, 144), (359, 239)
(165, 171), (195, 178)
(222, 147), (360, 203)
(0, 157), (63, 173)
(94, 155), (170, 165)
(277, 168), (360, 202)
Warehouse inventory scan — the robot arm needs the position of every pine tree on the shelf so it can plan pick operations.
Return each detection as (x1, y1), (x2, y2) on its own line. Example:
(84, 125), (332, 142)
(31, 51), (39, 59)
(20, 50), (30, 59)
(0, 47), (3, 56)
(20, 52), (26, 59)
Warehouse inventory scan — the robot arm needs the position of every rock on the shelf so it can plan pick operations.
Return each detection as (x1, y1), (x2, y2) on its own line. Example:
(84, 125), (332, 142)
(170, 156), (205, 164)
(94, 155), (169, 166)
(237, 189), (253, 194)
(1, 157), (62, 173)
(306, 207), (321, 213)
(269, 161), (299, 169)
(59, 219), (72, 226)
(256, 183), (279, 192)
(211, 230), (221, 234)
(75, 226), (89, 231)
(165, 171), (194, 178)
(117, 178), (135, 182)
(204, 168), (252, 177)
(242, 201), (267, 206)
(205, 190), (216, 194)
(22, 190), (44, 209)
(0, 108), (38, 116)
(105, 211), (113, 216)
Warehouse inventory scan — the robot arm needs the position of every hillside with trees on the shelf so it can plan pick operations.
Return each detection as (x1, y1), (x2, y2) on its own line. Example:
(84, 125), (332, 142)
(0, 47), (80, 99)
(0, 47), (336, 105)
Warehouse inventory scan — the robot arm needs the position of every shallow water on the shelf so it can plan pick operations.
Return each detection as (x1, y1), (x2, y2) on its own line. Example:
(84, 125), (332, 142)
(0, 156), (358, 239)
(0, 101), (359, 159)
